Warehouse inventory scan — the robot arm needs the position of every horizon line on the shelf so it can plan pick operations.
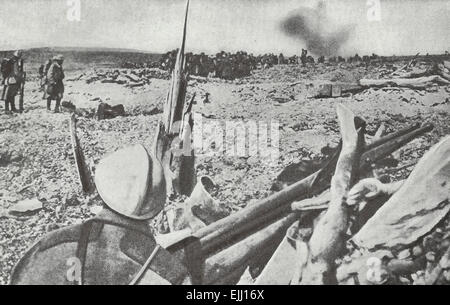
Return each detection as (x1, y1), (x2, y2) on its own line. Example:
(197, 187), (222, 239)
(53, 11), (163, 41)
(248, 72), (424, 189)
(0, 46), (448, 58)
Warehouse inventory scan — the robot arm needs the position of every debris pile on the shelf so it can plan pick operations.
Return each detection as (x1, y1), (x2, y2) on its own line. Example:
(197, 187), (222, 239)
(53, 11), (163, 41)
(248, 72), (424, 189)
(72, 68), (170, 86)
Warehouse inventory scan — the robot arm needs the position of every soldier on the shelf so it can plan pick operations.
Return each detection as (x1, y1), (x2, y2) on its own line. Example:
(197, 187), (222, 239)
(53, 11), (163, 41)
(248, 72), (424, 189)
(44, 55), (65, 113)
(38, 59), (52, 90)
(10, 144), (192, 285)
(278, 53), (285, 65)
(1, 50), (25, 114)
(300, 49), (308, 66)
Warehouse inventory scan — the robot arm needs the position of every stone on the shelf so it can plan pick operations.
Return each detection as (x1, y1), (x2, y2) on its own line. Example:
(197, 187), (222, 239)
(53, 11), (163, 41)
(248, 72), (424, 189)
(412, 245), (423, 257)
(425, 251), (436, 262)
(8, 198), (43, 213)
(397, 249), (411, 260)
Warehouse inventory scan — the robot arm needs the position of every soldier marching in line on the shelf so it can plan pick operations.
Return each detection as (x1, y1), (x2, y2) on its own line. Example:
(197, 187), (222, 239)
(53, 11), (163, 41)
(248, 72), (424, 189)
(1, 50), (25, 114)
(38, 59), (52, 90)
(44, 55), (65, 113)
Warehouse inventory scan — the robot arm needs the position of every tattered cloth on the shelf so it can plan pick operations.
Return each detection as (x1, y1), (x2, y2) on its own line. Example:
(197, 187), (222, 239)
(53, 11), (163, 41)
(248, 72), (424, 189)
(352, 135), (450, 250)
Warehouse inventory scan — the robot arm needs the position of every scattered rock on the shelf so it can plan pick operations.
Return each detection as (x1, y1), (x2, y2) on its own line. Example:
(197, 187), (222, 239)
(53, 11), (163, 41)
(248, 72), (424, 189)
(8, 198), (43, 213)
(167, 176), (229, 231)
(90, 205), (103, 215)
(97, 103), (126, 120)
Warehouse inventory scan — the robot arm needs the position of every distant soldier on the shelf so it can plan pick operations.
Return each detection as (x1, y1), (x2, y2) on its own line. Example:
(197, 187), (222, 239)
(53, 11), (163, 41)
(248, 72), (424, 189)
(278, 53), (285, 65)
(1, 50), (25, 114)
(10, 145), (192, 285)
(290, 55), (299, 64)
(44, 55), (65, 113)
(300, 49), (308, 66)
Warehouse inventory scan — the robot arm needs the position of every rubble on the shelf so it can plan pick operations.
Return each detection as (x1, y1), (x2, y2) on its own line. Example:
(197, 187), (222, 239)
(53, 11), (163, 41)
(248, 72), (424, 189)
(80, 68), (169, 86)
(167, 176), (229, 231)
(96, 102), (126, 120)
(1, 49), (449, 284)
(352, 136), (450, 250)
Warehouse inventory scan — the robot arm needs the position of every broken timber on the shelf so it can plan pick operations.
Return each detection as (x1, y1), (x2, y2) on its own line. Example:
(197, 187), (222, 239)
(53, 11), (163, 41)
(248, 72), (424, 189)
(299, 104), (364, 284)
(153, 0), (196, 196)
(359, 75), (450, 90)
(69, 114), (95, 193)
(254, 123), (434, 284)
(161, 120), (433, 284)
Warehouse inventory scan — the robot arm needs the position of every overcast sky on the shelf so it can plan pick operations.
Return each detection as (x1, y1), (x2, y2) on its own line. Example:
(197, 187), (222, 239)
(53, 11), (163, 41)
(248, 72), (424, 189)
(0, 0), (448, 56)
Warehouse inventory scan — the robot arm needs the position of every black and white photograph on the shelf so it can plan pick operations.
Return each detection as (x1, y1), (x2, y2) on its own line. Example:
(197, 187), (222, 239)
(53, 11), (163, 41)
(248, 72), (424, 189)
(0, 0), (449, 287)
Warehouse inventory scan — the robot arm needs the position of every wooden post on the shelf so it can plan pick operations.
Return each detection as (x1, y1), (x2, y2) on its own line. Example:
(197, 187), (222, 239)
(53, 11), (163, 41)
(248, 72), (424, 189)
(299, 104), (365, 284)
(69, 114), (94, 194)
(153, 0), (196, 196)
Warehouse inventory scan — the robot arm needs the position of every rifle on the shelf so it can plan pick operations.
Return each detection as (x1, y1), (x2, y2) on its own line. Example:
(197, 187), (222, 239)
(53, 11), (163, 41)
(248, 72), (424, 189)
(1, 80), (5, 101)
(18, 72), (26, 111)
(1, 58), (8, 101)
(18, 59), (25, 111)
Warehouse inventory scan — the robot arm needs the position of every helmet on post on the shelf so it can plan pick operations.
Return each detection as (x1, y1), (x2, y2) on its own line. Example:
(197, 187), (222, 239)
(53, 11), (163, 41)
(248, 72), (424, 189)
(95, 144), (166, 220)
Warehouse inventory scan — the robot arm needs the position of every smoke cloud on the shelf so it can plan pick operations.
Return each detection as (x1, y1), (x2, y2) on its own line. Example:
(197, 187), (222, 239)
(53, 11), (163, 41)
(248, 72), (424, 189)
(280, 1), (354, 56)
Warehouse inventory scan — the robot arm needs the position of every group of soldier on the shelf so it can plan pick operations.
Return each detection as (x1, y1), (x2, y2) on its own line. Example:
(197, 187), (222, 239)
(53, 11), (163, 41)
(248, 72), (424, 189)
(38, 54), (66, 113)
(157, 48), (371, 79)
(1, 50), (65, 114)
(0, 48), (383, 115)
(158, 49), (317, 79)
(159, 50), (256, 80)
(118, 49), (386, 82)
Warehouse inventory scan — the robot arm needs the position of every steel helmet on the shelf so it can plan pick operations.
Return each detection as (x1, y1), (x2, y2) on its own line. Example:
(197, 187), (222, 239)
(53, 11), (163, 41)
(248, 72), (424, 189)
(95, 144), (166, 220)
(53, 54), (64, 61)
(13, 50), (23, 58)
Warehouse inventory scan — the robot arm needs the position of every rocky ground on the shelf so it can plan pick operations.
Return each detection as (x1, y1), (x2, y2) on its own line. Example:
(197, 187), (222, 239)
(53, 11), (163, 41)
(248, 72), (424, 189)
(0, 60), (449, 284)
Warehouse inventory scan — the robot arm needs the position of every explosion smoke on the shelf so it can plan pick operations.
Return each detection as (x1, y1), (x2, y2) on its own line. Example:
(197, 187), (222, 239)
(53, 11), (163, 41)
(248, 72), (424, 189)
(280, 1), (353, 56)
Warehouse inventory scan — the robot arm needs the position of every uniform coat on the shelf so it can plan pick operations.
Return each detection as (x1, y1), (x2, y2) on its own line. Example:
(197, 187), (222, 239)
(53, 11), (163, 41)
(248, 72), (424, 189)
(44, 61), (65, 100)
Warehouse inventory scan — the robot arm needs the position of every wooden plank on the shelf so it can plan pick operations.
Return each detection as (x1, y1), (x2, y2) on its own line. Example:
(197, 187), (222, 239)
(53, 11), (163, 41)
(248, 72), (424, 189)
(69, 114), (94, 193)
(254, 236), (297, 285)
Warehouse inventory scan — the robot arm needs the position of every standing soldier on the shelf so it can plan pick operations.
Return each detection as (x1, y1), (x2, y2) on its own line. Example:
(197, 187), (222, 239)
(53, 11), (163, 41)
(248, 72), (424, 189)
(301, 49), (308, 66)
(278, 53), (285, 65)
(44, 55), (65, 113)
(1, 50), (25, 114)
(38, 59), (52, 90)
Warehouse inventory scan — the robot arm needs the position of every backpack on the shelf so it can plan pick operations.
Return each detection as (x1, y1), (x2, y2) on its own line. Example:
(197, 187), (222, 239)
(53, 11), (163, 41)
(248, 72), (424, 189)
(1, 58), (12, 79)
